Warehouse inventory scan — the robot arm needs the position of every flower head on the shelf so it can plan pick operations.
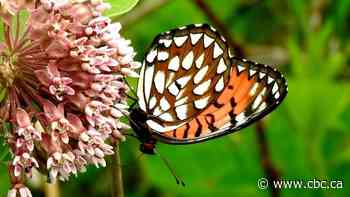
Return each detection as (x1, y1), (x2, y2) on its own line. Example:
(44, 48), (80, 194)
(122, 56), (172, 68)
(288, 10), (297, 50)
(0, 0), (139, 194)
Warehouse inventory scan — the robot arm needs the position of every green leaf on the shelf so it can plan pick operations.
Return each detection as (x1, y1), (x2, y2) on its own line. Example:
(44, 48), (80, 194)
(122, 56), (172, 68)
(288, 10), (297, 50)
(0, 122), (10, 162)
(0, 88), (8, 103)
(107, 0), (140, 17)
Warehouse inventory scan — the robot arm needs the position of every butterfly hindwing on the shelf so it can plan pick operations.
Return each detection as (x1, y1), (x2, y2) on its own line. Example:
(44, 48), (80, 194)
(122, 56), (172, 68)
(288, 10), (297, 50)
(155, 57), (287, 144)
(137, 24), (232, 133)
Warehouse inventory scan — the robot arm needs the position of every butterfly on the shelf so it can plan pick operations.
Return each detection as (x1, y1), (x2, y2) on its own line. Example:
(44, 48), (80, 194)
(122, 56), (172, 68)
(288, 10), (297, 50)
(128, 24), (287, 155)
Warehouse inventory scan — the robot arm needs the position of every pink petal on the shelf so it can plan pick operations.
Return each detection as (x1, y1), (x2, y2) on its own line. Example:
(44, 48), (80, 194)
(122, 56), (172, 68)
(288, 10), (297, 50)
(98, 64), (111, 72)
(61, 77), (73, 84)
(46, 40), (69, 58)
(61, 133), (69, 144)
(23, 187), (32, 197)
(43, 100), (63, 120)
(19, 188), (27, 197)
(7, 189), (17, 197)
(64, 86), (75, 95)
(49, 85), (57, 95)
(57, 104), (65, 118)
(48, 63), (60, 77)
(67, 93), (91, 110)
(16, 109), (31, 128)
(68, 4), (93, 24)
(67, 114), (84, 131)
(14, 165), (22, 177)
(70, 72), (92, 88)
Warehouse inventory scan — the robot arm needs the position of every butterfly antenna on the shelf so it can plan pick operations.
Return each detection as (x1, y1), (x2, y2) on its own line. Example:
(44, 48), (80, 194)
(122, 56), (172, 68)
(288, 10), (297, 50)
(154, 148), (185, 186)
(122, 77), (138, 99)
(126, 93), (137, 102)
(122, 132), (139, 139)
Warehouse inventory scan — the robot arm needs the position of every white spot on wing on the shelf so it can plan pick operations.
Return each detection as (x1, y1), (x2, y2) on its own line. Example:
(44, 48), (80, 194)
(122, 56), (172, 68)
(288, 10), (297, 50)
(228, 50), (234, 58)
(220, 35), (226, 42)
(175, 96), (188, 106)
(137, 62), (147, 111)
(194, 65), (209, 84)
(215, 76), (224, 92)
(160, 97), (171, 111)
(176, 75), (192, 88)
(195, 53), (205, 69)
(268, 76), (274, 84)
(144, 64), (154, 102)
(168, 82), (179, 96)
(235, 113), (247, 125)
(149, 96), (157, 109)
(168, 56), (180, 71)
(146, 120), (180, 132)
(146, 49), (157, 63)
(272, 82), (278, 94)
(252, 94), (262, 110)
(193, 80), (211, 95)
(159, 39), (172, 48)
(249, 69), (257, 77)
(157, 51), (169, 61)
(213, 42), (223, 59)
(190, 33), (203, 45)
(259, 72), (266, 79)
(194, 96), (210, 109)
(275, 92), (280, 99)
(175, 104), (188, 120)
(182, 51), (194, 70)
(256, 102), (266, 113)
(166, 72), (175, 87)
(153, 107), (162, 116)
(154, 70), (165, 93)
(249, 82), (259, 96)
(159, 113), (174, 122)
(237, 64), (245, 73)
(204, 34), (214, 48)
(217, 58), (227, 74)
(176, 88), (186, 100)
(174, 36), (188, 47)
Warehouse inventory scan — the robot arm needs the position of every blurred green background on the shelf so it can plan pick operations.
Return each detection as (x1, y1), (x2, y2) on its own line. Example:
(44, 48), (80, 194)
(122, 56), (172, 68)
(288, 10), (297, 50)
(1, 0), (350, 196)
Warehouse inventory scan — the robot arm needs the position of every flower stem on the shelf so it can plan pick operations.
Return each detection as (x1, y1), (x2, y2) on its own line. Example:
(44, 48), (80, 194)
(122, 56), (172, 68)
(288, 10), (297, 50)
(111, 143), (124, 197)
(44, 181), (60, 197)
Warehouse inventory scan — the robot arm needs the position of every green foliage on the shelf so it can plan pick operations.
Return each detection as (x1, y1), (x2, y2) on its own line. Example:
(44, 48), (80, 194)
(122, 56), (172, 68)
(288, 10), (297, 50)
(0, 87), (7, 102)
(106, 0), (140, 17)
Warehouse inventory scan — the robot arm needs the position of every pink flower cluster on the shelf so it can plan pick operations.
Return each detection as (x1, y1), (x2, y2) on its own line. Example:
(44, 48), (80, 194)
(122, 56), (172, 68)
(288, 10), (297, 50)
(0, 0), (139, 196)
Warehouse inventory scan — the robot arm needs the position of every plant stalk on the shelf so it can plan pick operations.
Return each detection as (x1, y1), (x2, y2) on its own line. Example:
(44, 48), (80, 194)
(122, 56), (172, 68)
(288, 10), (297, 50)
(44, 181), (60, 197)
(111, 143), (124, 197)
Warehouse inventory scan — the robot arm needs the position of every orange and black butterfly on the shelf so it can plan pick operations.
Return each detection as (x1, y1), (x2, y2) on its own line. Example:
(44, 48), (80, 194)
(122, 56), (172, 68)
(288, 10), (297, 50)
(129, 24), (287, 156)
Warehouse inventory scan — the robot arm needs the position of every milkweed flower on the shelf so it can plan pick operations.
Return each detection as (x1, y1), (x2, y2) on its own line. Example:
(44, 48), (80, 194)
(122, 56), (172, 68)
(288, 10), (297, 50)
(0, 0), (140, 195)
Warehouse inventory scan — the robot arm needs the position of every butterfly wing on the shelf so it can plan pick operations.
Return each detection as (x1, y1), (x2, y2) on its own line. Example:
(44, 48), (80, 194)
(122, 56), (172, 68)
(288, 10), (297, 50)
(153, 57), (288, 144)
(137, 24), (232, 132)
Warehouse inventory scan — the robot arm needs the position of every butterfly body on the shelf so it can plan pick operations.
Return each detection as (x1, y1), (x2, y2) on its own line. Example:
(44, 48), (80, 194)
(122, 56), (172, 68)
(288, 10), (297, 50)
(129, 107), (157, 154)
(130, 24), (288, 149)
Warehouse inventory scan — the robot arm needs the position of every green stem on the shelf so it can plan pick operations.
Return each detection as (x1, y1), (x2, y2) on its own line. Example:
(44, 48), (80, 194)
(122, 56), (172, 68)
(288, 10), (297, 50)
(111, 143), (124, 197)
(44, 181), (60, 197)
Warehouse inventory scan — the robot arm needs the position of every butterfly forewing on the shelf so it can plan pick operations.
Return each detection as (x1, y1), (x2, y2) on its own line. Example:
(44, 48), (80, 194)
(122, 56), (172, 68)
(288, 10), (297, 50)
(156, 57), (287, 144)
(137, 24), (232, 132)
